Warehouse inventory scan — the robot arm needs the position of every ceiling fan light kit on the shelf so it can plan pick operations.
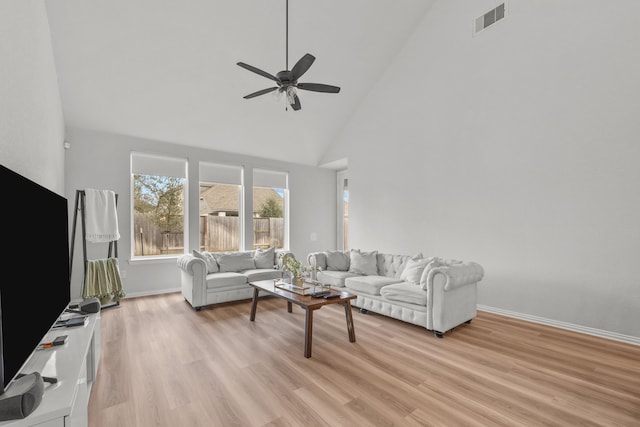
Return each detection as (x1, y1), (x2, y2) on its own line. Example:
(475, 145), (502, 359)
(237, 0), (340, 111)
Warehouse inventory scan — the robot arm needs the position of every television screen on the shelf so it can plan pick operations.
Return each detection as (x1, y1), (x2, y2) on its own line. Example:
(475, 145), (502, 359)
(0, 164), (70, 393)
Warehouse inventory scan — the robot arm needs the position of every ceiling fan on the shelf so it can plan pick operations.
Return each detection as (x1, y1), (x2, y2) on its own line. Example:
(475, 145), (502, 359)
(236, 0), (340, 111)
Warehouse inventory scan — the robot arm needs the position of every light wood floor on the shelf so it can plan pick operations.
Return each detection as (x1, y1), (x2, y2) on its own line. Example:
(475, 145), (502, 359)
(88, 292), (640, 427)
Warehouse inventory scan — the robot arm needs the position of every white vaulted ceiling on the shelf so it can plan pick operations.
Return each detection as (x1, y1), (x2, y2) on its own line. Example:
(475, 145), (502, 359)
(44, 0), (436, 166)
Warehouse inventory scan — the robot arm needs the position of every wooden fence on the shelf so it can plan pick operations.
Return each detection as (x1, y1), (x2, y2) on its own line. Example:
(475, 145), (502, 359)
(134, 213), (283, 256)
(133, 212), (182, 255)
(199, 216), (284, 251)
(252, 217), (284, 249)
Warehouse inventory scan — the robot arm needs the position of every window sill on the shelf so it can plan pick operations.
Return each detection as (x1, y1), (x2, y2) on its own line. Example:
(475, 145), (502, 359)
(128, 255), (183, 265)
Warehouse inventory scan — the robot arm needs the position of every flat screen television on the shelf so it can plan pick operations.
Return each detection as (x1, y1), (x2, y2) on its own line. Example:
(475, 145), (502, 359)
(0, 164), (70, 394)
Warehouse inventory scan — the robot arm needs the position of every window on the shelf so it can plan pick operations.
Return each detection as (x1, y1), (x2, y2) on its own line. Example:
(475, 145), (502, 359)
(199, 162), (244, 252)
(131, 152), (187, 257)
(337, 170), (349, 250)
(253, 168), (288, 250)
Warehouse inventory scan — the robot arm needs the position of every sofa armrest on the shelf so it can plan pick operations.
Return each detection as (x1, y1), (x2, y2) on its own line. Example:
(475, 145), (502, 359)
(306, 252), (327, 280)
(177, 253), (205, 274)
(307, 252), (327, 270)
(423, 261), (484, 291)
(177, 254), (207, 308)
(421, 260), (484, 334)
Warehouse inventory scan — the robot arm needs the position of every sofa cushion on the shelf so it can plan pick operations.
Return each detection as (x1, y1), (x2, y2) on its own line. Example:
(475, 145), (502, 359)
(193, 249), (219, 274)
(217, 252), (256, 272)
(325, 250), (350, 271)
(317, 270), (359, 288)
(345, 275), (403, 296)
(400, 257), (436, 285)
(243, 269), (282, 282)
(348, 249), (378, 275)
(380, 282), (428, 306)
(254, 246), (275, 269)
(206, 272), (248, 288)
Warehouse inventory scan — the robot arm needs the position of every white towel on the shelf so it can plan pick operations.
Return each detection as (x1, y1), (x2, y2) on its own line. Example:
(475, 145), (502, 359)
(84, 188), (120, 243)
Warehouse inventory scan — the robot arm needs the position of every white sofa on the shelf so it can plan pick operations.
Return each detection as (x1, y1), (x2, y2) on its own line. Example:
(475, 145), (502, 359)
(177, 247), (292, 310)
(307, 249), (484, 337)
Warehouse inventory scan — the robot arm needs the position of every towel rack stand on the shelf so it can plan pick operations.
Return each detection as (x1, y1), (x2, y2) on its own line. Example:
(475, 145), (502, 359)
(69, 189), (120, 309)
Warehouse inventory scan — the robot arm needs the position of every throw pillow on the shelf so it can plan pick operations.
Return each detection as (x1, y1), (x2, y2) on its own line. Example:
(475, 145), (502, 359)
(400, 257), (436, 285)
(254, 246), (275, 269)
(395, 252), (423, 278)
(192, 250), (219, 274)
(348, 249), (378, 275)
(217, 252), (256, 272)
(325, 250), (350, 271)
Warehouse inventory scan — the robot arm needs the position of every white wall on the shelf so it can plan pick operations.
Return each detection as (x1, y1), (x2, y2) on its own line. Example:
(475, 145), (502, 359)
(64, 127), (336, 300)
(4, 0), (637, 342)
(0, 0), (65, 192)
(323, 0), (640, 340)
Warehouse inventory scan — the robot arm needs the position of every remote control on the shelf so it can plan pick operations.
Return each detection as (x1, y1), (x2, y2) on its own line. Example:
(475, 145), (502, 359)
(53, 335), (68, 346)
(323, 293), (340, 299)
(312, 291), (331, 298)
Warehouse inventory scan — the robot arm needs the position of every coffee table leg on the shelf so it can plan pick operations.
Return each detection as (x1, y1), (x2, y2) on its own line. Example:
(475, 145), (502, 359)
(287, 301), (292, 313)
(304, 308), (313, 358)
(342, 302), (356, 342)
(249, 287), (260, 321)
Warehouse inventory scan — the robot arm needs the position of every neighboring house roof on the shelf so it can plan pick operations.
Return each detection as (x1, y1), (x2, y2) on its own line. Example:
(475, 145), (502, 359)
(199, 184), (282, 216)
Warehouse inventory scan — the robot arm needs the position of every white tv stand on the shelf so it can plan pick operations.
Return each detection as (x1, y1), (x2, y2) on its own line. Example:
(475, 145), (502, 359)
(0, 312), (100, 427)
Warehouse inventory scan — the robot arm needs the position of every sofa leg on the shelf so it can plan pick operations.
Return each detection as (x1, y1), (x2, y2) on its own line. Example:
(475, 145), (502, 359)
(359, 308), (368, 314)
(465, 319), (472, 324)
(434, 331), (444, 338)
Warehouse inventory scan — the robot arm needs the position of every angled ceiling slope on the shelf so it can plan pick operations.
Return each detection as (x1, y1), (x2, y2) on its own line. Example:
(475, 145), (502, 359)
(45, 0), (435, 165)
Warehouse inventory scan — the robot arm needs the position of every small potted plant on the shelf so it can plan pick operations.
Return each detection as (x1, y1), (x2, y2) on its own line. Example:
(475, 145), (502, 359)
(279, 253), (306, 286)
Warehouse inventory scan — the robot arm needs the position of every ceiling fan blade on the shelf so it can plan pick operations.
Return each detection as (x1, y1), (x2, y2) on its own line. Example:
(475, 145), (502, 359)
(290, 54), (315, 81)
(237, 62), (280, 83)
(297, 83), (341, 93)
(290, 94), (302, 111)
(243, 87), (278, 99)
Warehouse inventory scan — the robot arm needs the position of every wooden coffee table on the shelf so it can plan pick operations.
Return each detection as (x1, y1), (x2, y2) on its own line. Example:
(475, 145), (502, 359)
(248, 279), (357, 358)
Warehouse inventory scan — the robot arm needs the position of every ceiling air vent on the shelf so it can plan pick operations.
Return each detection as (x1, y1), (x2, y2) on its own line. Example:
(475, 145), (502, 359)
(474, 3), (506, 35)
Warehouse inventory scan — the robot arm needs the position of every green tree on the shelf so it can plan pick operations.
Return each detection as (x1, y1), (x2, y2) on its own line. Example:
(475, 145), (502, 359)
(134, 174), (184, 231)
(259, 197), (283, 218)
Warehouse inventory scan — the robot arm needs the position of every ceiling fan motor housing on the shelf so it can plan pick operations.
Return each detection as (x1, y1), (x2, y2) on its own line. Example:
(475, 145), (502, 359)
(276, 70), (295, 86)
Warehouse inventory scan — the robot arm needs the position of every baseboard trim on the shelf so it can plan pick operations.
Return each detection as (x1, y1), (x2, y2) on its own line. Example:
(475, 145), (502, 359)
(477, 305), (640, 346)
(122, 288), (181, 299)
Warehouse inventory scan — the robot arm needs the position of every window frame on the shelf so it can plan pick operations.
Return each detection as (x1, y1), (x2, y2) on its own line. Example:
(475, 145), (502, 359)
(130, 152), (188, 260)
(252, 168), (289, 251)
(198, 162), (245, 253)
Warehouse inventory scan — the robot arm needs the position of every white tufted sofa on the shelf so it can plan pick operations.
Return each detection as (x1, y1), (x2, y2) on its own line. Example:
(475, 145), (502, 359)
(177, 248), (292, 310)
(307, 250), (484, 338)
